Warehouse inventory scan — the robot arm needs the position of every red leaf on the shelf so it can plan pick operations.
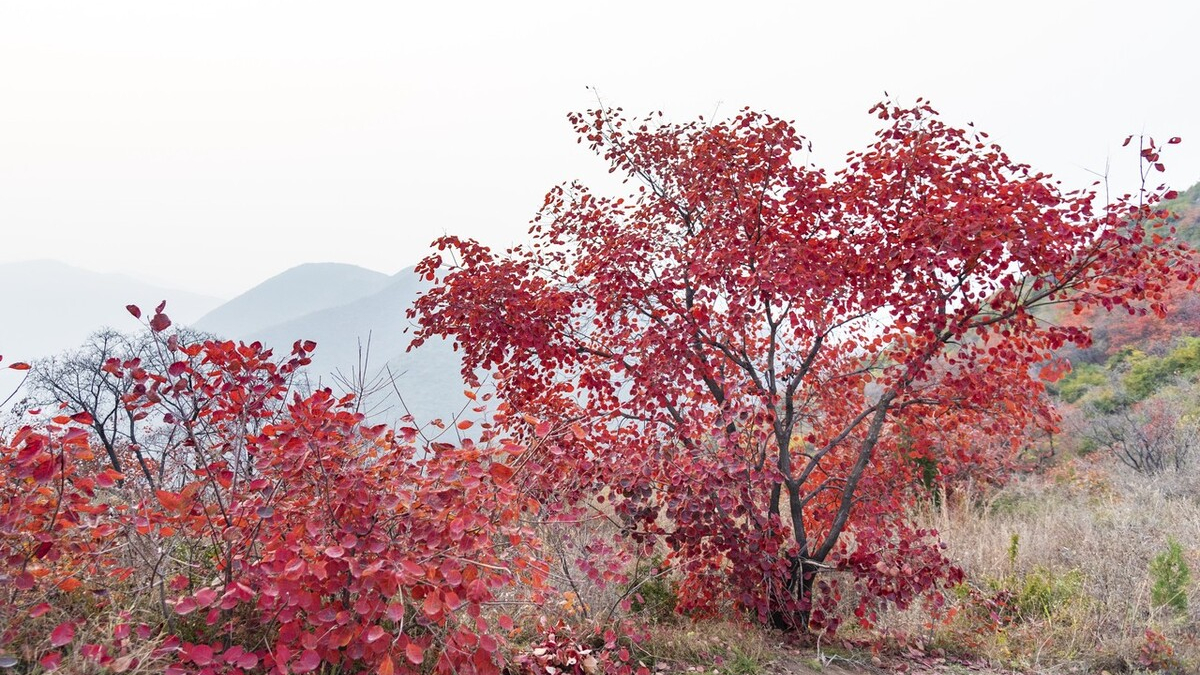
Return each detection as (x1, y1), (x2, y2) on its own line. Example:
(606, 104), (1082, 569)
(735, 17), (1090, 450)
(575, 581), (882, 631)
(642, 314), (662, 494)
(1168, 136), (1182, 144)
(168, 361), (188, 377)
(126, 304), (141, 319)
(193, 587), (217, 607)
(364, 625), (387, 644)
(489, 463), (515, 484)
(1038, 358), (1071, 383)
(39, 652), (62, 671)
(62, 427), (89, 444)
(8, 361), (30, 371)
(422, 593), (441, 618)
(50, 622), (74, 647)
(401, 560), (424, 579)
(149, 313), (172, 332)
(379, 655), (396, 675)
(183, 643), (213, 666)
(155, 300), (167, 314)
(405, 642), (425, 665)
(294, 649), (321, 673)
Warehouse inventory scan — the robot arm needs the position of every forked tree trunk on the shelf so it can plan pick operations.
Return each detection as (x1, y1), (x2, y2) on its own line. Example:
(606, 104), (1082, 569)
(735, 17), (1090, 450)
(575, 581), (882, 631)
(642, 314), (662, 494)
(769, 554), (819, 631)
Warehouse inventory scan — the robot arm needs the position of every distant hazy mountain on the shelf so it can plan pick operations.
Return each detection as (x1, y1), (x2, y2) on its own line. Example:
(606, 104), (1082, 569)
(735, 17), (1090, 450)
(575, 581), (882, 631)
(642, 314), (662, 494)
(0, 260), (224, 401)
(0, 259), (223, 363)
(195, 263), (391, 338)
(205, 265), (480, 426)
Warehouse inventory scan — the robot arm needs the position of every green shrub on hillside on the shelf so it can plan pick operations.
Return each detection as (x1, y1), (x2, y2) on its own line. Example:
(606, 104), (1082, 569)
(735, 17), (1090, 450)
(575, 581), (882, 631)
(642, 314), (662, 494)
(1014, 566), (1085, 621)
(1054, 362), (1108, 403)
(1123, 337), (1200, 401)
(1150, 538), (1191, 617)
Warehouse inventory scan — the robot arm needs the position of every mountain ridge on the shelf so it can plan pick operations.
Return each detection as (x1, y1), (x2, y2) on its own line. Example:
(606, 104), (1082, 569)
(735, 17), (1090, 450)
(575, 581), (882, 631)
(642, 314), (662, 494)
(200, 264), (476, 426)
(195, 262), (392, 339)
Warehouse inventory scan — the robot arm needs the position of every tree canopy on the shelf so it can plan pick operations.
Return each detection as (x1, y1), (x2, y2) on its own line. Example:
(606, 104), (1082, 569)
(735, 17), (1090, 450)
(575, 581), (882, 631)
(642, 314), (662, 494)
(411, 101), (1198, 629)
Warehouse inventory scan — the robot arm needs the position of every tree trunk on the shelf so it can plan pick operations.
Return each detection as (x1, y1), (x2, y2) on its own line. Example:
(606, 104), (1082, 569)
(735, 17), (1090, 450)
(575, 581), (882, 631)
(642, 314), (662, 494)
(770, 554), (818, 631)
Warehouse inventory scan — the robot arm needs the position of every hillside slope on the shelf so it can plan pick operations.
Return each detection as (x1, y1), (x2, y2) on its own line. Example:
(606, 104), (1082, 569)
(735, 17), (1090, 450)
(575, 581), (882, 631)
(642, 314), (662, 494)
(195, 263), (391, 338)
(243, 267), (478, 426)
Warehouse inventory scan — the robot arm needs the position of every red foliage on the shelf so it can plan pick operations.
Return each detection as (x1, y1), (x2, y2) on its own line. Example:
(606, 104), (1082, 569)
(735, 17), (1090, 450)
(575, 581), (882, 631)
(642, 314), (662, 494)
(410, 102), (1198, 629)
(511, 620), (648, 675)
(0, 318), (552, 673)
(1062, 275), (1200, 360)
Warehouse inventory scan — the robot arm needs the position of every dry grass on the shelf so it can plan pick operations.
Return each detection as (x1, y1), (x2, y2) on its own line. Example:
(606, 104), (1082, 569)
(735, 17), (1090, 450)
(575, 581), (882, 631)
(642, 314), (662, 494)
(637, 620), (778, 674)
(893, 457), (1200, 672)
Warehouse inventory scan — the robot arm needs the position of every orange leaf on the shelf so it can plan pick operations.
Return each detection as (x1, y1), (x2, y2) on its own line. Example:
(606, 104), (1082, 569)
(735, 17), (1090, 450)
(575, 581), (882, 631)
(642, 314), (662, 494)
(156, 490), (184, 513)
(57, 577), (82, 593)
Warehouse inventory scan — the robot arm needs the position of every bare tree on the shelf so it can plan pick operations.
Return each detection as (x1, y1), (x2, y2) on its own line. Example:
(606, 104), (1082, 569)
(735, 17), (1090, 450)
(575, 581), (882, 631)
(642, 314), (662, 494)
(1083, 395), (1198, 473)
(26, 326), (214, 489)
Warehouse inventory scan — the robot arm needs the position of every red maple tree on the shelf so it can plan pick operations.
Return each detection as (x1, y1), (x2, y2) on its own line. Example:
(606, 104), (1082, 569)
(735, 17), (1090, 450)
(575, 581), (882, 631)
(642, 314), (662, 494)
(411, 101), (1197, 629)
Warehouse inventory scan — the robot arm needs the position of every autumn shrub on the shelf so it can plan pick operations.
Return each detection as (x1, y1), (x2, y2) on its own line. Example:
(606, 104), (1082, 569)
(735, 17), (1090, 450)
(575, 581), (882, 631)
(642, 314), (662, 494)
(1082, 394), (1198, 473)
(0, 309), (573, 674)
(1138, 628), (1183, 673)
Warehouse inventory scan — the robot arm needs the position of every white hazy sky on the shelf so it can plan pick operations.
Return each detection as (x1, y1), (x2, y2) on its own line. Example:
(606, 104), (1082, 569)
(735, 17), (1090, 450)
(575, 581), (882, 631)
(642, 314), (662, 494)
(2, 1), (1197, 298)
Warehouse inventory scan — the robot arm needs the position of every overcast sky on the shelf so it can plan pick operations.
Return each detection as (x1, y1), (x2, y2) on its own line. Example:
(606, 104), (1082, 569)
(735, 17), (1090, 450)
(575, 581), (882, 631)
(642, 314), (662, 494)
(2, 1), (1197, 298)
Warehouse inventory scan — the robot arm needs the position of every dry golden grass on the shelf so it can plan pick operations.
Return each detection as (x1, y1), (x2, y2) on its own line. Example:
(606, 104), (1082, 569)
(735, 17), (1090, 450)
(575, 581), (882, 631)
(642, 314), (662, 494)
(890, 457), (1200, 672)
